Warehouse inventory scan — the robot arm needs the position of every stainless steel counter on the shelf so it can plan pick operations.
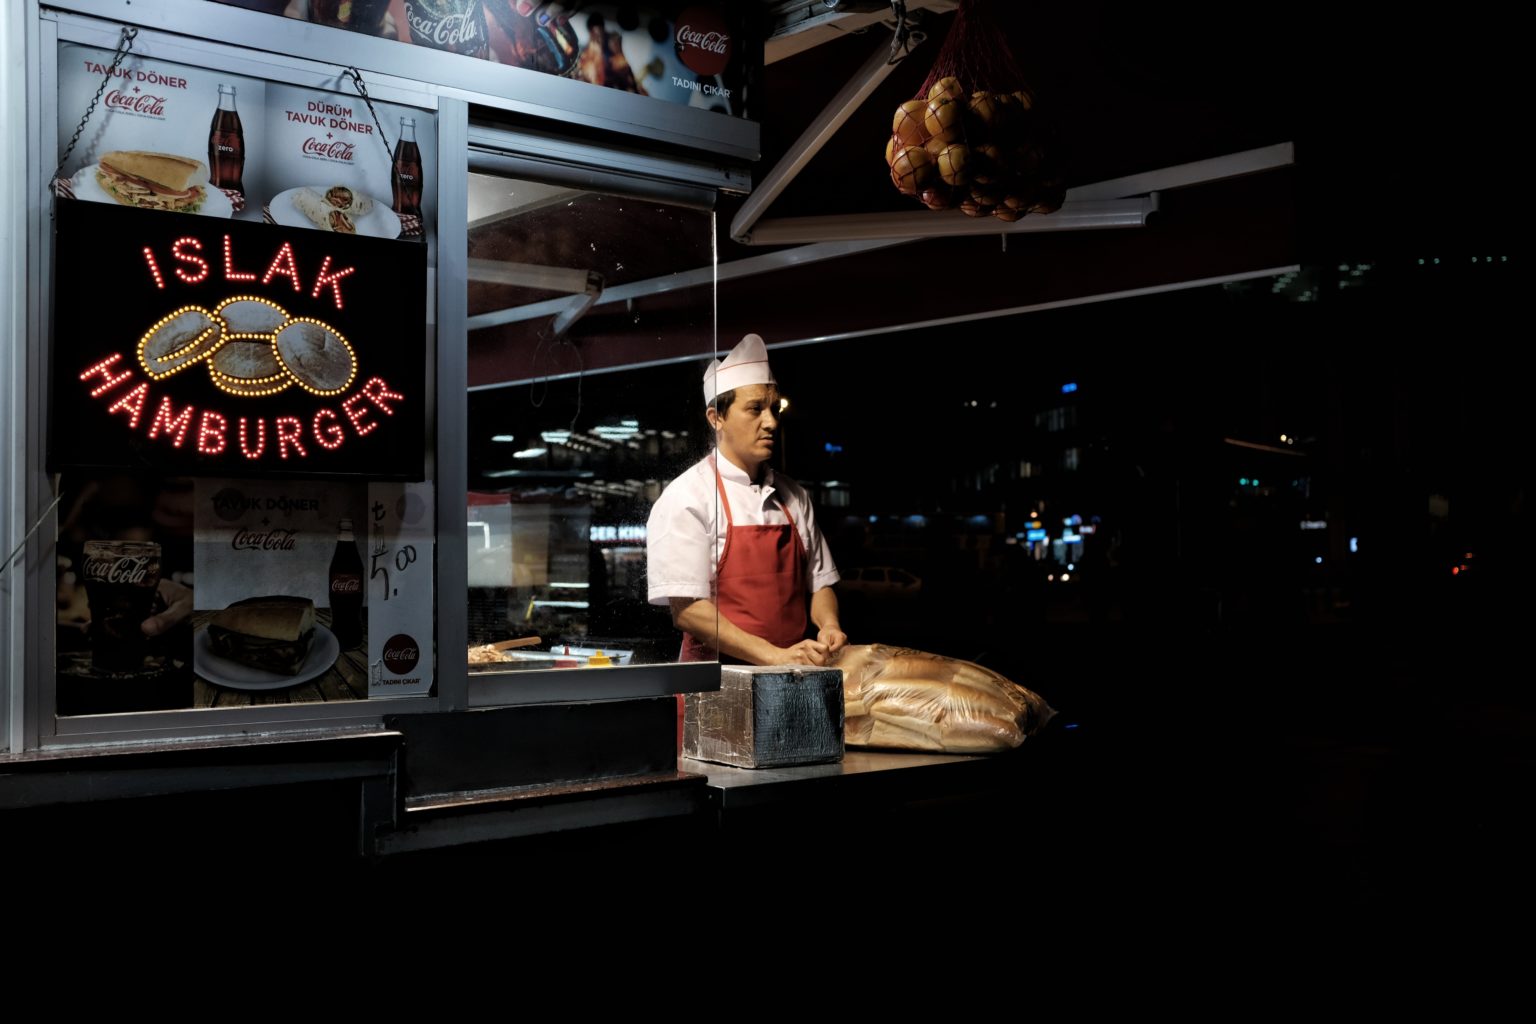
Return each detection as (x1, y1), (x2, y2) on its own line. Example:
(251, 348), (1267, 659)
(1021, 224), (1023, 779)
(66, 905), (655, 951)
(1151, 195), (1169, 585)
(681, 749), (1005, 811)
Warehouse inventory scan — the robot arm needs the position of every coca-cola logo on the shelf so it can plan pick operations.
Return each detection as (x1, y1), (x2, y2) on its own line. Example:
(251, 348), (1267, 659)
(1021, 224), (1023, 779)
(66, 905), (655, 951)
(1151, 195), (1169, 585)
(104, 90), (167, 117)
(302, 137), (356, 161)
(84, 555), (154, 585)
(331, 575), (363, 594)
(405, 5), (483, 51)
(231, 527), (298, 552)
(382, 633), (419, 675)
(675, 7), (731, 76)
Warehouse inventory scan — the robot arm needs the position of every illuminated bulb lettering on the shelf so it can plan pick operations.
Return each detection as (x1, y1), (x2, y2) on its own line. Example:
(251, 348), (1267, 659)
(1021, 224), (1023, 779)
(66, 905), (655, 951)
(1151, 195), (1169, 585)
(238, 416), (266, 459)
(142, 247), (166, 290)
(172, 237), (209, 284)
(311, 256), (355, 309)
(261, 242), (302, 291)
(106, 382), (149, 428)
(313, 408), (345, 449)
(80, 354), (133, 397)
(198, 410), (228, 455)
(341, 392), (376, 436)
(275, 416), (306, 459)
(224, 234), (257, 281)
(147, 396), (195, 447)
(361, 377), (403, 415)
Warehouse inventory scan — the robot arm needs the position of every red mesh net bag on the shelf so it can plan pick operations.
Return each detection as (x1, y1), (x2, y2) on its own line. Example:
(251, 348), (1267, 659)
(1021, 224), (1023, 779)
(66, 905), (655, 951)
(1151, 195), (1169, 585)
(885, 0), (1064, 220)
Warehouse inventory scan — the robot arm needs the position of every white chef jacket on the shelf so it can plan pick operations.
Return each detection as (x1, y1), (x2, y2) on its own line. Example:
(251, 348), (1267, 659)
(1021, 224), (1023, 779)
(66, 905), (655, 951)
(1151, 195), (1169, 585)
(646, 453), (840, 605)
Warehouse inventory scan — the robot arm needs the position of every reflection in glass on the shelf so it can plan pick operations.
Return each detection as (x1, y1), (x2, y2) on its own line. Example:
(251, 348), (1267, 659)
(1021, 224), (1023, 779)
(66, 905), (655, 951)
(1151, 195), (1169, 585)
(465, 173), (716, 670)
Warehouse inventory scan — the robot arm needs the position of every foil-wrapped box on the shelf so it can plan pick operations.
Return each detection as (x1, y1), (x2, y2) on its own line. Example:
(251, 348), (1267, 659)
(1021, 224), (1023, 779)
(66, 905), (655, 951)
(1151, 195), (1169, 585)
(683, 665), (845, 769)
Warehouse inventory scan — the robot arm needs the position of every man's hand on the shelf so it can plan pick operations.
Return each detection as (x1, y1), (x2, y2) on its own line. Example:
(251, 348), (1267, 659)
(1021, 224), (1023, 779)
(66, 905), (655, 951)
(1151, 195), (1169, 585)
(141, 579), (193, 637)
(817, 625), (848, 658)
(810, 587), (846, 662)
(779, 638), (831, 666)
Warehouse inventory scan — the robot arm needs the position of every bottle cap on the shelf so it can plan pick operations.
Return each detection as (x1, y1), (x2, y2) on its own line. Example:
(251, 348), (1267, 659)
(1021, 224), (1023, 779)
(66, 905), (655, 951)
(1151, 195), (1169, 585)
(587, 650), (612, 667)
(339, 517), (354, 530)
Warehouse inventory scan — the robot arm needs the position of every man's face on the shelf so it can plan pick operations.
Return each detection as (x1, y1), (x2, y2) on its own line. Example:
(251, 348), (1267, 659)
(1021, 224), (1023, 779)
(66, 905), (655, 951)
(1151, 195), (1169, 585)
(710, 383), (780, 473)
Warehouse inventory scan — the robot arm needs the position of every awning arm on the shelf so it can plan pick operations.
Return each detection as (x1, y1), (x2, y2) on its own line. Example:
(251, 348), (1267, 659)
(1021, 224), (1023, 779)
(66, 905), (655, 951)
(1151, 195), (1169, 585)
(466, 258), (604, 336)
(730, 27), (922, 245)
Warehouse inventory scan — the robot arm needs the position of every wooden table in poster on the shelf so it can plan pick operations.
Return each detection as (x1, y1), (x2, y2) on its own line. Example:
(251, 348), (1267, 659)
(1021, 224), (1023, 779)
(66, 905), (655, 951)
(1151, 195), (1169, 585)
(191, 609), (370, 708)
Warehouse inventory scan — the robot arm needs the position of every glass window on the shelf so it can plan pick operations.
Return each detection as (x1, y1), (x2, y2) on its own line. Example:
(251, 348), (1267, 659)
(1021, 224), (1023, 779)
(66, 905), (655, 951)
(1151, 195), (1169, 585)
(53, 472), (434, 715)
(48, 41), (439, 718)
(465, 172), (716, 674)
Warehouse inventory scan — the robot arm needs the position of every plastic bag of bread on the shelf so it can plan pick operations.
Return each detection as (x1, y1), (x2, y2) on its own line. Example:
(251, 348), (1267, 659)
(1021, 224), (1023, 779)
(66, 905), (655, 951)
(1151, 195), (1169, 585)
(831, 644), (1054, 753)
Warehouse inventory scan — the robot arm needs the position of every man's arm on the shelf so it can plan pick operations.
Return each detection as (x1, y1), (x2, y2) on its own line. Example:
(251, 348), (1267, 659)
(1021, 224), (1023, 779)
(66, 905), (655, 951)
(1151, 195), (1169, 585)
(669, 597), (831, 666)
(810, 585), (847, 656)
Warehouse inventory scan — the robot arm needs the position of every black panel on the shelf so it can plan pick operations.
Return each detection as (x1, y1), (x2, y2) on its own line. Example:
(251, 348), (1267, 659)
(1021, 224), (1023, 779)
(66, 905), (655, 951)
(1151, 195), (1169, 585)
(49, 199), (427, 479)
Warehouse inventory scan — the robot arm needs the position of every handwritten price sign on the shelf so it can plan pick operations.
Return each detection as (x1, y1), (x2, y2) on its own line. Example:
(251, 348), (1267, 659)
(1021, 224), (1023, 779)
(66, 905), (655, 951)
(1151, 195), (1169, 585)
(366, 482), (433, 697)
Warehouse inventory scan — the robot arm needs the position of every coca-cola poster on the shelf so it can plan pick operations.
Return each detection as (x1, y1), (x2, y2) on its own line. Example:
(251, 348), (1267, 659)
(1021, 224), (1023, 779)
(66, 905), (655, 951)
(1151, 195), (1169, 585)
(57, 42), (438, 241)
(263, 82), (436, 241)
(54, 470), (430, 712)
(193, 479), (366, 610)
(213, 1), (756, 119)
(183, 477), (414, 702)
(366, 481), (435, 697)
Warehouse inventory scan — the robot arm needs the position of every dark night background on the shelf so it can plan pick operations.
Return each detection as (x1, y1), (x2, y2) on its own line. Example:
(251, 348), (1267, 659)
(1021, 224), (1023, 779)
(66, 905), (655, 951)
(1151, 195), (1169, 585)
(456, 2), (1530, 920)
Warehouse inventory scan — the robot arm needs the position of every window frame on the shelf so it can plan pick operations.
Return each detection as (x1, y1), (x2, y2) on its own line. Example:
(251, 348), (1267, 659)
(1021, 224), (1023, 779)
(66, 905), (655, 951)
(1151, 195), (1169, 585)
(6, 2), (733, 751)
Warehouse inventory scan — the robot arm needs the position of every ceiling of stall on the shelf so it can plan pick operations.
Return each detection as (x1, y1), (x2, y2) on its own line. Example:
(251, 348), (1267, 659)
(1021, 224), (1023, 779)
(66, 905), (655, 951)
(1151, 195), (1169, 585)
(466, 0), (1519, 389)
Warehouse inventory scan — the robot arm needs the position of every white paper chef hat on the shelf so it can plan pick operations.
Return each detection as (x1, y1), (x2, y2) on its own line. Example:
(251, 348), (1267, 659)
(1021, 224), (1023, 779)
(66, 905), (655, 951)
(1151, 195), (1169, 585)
(703, 333), (775, 406)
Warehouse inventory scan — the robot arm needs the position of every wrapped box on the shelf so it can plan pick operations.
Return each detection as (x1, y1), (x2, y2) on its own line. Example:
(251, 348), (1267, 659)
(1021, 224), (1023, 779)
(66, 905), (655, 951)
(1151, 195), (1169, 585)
(684, 665), (845, 769)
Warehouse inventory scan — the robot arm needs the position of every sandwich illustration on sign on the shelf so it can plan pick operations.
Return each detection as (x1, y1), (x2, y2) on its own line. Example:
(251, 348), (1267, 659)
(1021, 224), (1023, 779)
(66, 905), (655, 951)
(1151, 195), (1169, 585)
(206, 595), (316, 675)
(95, 150), (208, 214)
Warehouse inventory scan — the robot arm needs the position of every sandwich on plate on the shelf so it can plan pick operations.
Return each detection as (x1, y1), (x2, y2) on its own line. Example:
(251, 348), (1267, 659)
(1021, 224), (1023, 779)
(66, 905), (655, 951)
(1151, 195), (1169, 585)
(95, 150), (208, 214)
(206, 595), (316, 675)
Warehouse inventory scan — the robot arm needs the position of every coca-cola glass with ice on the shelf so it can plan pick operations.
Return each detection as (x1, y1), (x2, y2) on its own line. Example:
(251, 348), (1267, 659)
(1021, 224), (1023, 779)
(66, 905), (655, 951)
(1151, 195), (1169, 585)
(81, 540), (162, 673)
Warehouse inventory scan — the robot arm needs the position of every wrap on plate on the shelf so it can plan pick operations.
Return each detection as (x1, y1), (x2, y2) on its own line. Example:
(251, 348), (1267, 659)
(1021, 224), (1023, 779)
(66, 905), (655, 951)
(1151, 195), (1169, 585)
(293, 188), (356, 233)
(322, 185), (374, 216)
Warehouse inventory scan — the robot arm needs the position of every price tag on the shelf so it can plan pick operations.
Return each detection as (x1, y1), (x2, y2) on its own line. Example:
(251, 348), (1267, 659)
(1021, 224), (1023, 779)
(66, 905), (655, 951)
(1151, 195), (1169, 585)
(366, 481), (433, 697)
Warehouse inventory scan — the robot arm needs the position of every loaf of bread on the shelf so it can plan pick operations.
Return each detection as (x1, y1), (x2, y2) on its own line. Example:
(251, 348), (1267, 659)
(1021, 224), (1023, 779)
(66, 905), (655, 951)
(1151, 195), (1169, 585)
(832, 644), (1054, 753)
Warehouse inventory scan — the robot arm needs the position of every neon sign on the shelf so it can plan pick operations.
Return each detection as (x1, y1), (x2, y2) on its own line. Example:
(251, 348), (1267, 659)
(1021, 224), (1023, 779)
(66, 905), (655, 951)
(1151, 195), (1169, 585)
(50, 201), (425, 479)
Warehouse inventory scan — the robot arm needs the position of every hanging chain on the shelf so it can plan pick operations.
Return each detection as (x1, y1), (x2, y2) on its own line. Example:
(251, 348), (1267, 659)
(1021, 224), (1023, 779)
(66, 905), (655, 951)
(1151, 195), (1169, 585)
(887, 1), (914, 64)
(342, 66), (396, 169)
(53, 26), (138, 184)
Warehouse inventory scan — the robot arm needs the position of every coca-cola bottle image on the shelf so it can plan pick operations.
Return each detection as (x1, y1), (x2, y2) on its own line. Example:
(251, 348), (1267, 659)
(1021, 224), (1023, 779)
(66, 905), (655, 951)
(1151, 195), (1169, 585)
(404, 0), (490, 59)
(208, 84), (244, 196)
(392, 116), (424, 227)
(328, 518), (365, 650)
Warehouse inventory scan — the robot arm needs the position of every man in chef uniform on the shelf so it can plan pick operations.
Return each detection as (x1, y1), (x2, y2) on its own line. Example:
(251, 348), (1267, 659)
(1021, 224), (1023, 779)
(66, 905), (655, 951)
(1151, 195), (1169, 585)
(647, 334), (847, 666)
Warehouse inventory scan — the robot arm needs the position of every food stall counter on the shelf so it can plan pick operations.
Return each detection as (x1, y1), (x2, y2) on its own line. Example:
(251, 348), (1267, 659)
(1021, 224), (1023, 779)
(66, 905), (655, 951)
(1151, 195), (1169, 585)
(681, 749), (1003, 812)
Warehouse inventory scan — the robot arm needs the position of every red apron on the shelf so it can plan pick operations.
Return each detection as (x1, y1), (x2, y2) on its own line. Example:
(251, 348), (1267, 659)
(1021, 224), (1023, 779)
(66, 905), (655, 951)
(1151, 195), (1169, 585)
(677, 458), (810, 744)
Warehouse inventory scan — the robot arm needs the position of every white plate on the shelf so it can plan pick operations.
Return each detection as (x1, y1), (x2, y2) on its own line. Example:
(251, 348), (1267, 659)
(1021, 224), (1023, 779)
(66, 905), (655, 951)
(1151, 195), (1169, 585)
(68, 164), (234, 218)
(267, 185), (402, 239)
(193, 622), (341, 691)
